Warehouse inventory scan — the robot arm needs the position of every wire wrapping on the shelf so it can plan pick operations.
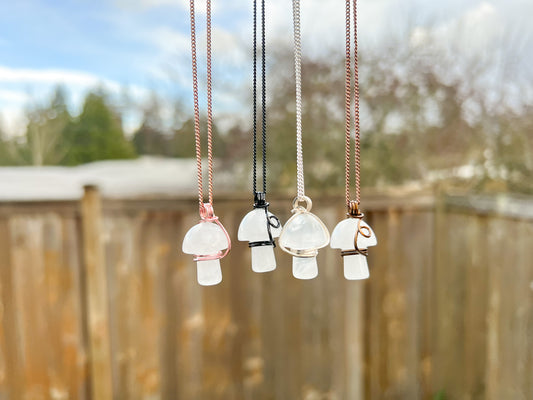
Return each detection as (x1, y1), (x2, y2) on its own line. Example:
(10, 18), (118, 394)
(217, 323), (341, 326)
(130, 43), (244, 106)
(189, 0), (215, 212)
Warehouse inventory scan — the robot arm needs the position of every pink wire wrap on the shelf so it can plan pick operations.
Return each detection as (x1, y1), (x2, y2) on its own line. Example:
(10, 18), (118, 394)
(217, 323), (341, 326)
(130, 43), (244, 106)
(193, 203), (232, 262)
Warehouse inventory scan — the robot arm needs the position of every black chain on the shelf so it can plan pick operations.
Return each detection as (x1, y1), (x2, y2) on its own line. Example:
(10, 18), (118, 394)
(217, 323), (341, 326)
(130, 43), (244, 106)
(252, 0), (267, 195)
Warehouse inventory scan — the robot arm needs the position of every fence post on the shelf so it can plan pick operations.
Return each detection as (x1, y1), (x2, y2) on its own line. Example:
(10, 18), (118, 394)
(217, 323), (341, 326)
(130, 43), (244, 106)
(81, 185), (113, 400)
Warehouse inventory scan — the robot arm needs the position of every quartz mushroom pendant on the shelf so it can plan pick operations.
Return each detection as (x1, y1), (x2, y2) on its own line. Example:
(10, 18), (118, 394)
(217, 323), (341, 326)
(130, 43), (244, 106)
(279, 196), (330, 280)
(238, 192), (282, 273)
(330, 201), (377, 280)
(182, 203), (231, 286)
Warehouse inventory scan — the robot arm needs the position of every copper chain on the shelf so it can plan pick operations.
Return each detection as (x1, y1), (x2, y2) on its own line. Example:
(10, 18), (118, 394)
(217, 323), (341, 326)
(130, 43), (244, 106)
(345, 0), (361, 207)
(189, 0), (214, 211)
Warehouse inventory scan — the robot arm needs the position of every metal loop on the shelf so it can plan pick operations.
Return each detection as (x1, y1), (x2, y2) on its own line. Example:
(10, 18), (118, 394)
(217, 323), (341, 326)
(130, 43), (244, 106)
(199, 202), (216, 221)
(268, 214), (281, 229)
(292, 195), (312, 212)
(358, 224), (371, 238)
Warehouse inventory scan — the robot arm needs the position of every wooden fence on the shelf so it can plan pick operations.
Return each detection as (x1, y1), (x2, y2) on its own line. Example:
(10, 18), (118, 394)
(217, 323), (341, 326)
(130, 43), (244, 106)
(0, 187), (531, 400)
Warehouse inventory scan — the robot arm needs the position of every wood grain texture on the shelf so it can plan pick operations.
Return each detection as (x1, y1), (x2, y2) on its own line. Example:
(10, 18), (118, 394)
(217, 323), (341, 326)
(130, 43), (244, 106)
(81, 186), (113, 400)
(0, 192), (531, 399)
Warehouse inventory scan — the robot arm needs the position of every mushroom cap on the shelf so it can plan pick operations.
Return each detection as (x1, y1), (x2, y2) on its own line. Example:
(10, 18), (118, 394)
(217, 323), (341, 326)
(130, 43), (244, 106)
(182, 221), (229, 255)
(238, 208), (282, 242)
(330, 218), (377, 250)
(279, 211), (330, 250)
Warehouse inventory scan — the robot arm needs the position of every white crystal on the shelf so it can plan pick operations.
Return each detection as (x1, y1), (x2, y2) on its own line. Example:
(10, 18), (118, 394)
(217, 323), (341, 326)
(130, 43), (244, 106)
(238, 209), (282, 242)
(344, 255), (370, 280)
(251, 245), (276, 273)
(196, 259), (222, 286)
(292, 256), (318, 280)
(279, 212), (329, 250)
(330, 218), (377, 250)
(182, 221), (229, 255)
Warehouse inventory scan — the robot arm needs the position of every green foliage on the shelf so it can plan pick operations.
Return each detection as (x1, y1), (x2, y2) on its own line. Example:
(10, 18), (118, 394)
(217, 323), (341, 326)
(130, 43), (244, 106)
(0, 37), (531, 197)
(62, 91), (136, 165)
(172, 117), (226, 159)
(15, 86), (71, 165)
(132, 94), (171, 156)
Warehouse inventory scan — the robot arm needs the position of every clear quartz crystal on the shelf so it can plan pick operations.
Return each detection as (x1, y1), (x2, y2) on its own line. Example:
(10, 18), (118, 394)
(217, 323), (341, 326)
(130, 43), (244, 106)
(330, 218), (377, 281)
(292, 256), (318, 280)
(251, 245), (276, 273)
(182, 221), (229, 255)
(330, 218), (377, 249)
(182, 221), (229, 286)
(279, 213), (329, 250)
(238, 209), (281, 241)
(197, 259), (222, 286)
(344, 254), (369, 280)
(238, 209), (282, 273)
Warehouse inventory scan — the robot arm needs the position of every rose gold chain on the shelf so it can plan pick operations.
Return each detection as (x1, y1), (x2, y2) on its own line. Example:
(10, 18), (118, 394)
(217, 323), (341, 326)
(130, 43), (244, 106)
(344, 0), (352, 208)
(353, 0), (361, 206)
(345, 0), (361, 207)
(206, 0), (214, 205)
(189, 0), (214, 212)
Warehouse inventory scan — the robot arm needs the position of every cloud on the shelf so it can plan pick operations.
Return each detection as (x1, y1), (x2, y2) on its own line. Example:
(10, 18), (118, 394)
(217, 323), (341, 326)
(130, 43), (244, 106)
(0, 65), (150, 97)
(0, 66), (110, 87)
(0, 66), (152, 136)
(114, 0), (182, 10)
(0, 89), (29, 103)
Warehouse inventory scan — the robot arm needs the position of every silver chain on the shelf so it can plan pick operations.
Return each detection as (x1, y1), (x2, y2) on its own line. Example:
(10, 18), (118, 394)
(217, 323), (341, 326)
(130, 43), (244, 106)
(292, 0), (305, 199)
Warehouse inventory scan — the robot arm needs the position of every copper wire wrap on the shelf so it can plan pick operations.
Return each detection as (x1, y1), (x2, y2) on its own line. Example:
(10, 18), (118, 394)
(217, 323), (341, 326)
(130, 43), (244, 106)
(189, 0), (214, 212)
(345, 0), (362, 207)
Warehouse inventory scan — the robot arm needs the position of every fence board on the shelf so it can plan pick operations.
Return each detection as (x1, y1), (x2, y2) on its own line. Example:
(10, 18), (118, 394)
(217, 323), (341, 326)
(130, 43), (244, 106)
(81, 186), (113, 400)
(0, 191), (531, 399)
(0, 218), (23, 400)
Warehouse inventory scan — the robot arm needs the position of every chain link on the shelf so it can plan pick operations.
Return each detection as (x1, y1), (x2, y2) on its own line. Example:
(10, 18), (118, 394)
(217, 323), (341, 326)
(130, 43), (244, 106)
(189, 0), (215, 211)
(252, 0), (268, 195)
(353, 0), (361, 205)
(345, 0), (361, 207)
(344, 0), (352, 208)
(292, 0), (305, 199)
(206, 0), (214, 205)
(261, 0), (267, 194)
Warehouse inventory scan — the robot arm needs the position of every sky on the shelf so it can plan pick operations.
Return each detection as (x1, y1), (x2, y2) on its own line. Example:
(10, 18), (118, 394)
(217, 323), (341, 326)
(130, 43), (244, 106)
(0, 0), (531, 136)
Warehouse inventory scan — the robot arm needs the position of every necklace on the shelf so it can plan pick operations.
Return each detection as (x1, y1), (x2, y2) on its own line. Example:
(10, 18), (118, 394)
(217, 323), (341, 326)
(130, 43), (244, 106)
(238, 0), (282, 273)
(331, 0), (377, 280)
(182, 0), (231, 286)
(278, 0), (330, 280)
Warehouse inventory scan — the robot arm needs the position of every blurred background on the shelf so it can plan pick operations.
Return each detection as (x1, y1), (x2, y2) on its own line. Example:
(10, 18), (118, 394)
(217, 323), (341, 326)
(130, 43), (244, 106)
(0, 0), (532, 399)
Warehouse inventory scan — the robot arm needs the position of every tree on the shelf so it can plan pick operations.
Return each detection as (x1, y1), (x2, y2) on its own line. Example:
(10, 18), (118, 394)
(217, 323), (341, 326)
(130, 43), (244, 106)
(132, 94), (170, 156)
(0, 116), (14, 165)
(172, 117), (226, 159)
(18, 86), (71, 165)
(62, 91), (136, 165)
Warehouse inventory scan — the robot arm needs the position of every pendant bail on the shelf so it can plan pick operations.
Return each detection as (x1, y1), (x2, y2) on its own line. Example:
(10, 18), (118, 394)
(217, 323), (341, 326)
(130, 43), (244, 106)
(254, 191), (267, 208)
(200, 202), (216, 221)
(348, 200), (363, 218)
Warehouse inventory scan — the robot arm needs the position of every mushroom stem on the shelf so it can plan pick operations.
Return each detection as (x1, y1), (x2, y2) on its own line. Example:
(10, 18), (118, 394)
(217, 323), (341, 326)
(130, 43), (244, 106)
(292, 256), (318, 280)
(343, 254), (369, 280)
(196, 259), (223, 286)
(251, 245), (277, 273)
